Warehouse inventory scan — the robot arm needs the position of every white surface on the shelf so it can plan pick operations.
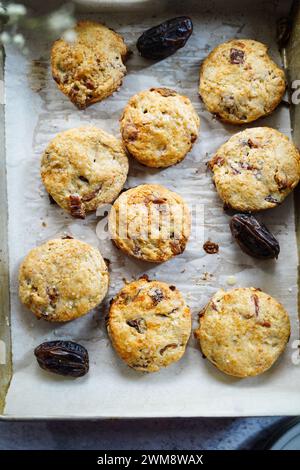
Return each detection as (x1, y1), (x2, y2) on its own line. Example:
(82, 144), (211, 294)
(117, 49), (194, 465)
(4, 0), (300, 417)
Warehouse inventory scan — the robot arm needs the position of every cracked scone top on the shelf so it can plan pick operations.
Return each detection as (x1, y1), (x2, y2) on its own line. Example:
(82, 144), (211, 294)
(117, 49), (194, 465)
(209, 127), (300, 212)
(51, 21), (129, 109)
(108, 184), (191, 263)
(41, 127), (129, 218)
(19, 239), (109, 322)
(107, 277), (191, 372)
(195, 288), (290, 377)
(199, 39), (286, 124)
(120, 88), (200, 168)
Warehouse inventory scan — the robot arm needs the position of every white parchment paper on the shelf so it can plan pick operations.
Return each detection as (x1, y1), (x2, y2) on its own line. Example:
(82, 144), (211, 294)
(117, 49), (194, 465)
(4, 0), (300, 417)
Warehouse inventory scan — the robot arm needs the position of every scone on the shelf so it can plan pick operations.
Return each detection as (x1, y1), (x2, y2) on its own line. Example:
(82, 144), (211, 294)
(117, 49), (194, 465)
(19, 238), (109, 322)
(51, 21), (129, 109)
(41, 127), (129, 218)
(108, 184), (191, 262)
(107, 276), (191, 372)
(120, 88), (200, 168)
(195, 288), (290, 377)
(209, 127), (300, 212)
(199, 39), (286, 124)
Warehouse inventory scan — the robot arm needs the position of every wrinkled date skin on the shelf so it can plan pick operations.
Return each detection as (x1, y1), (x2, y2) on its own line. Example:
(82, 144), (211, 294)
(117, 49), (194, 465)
(230, 214), (280, 259)
(34, 341), (89, 378)
(137, 16), (193, 60)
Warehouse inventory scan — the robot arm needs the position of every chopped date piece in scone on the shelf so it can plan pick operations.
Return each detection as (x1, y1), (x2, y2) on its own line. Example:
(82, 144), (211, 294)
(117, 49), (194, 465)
(230, 48), (245, 64)
(69, 194), (86, 219)
(107, 278), (191, 372)
(195, 287), (290, 377)
(126, 318), (147, 334)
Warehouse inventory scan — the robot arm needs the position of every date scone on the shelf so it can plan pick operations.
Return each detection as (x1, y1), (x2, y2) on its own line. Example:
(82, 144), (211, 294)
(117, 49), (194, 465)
(209, 127), (300, 212)
(120, 88), (200, 168)
(199, 39), (286, 124)
(19, 239), (109, 322)
(41, 127), (129, 218)
(107, 277), (191, 372)
(108, 184), (191, 262)
(51, 21), (129, 109)
(195, 288), (290, 377)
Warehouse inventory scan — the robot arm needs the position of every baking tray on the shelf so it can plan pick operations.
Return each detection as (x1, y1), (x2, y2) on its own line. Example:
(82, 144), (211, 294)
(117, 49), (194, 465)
(1, 0), (300, 419)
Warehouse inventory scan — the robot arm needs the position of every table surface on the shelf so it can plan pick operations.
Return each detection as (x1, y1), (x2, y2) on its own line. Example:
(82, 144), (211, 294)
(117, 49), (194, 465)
(0, 417), (292, 450)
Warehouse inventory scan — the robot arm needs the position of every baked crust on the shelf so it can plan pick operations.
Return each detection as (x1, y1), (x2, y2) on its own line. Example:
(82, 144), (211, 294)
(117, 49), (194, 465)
(195, 287), (290, 377)
(120, 88), (200, 168)
(51, 21), (129, 109)
(107, 277), (191, 372)
(41, 126), (128, 217)
(108, 184), (191, 263)
(199, 39), (286, 124)
(19, 239), (109, 322)
(209, 127), (300, 212)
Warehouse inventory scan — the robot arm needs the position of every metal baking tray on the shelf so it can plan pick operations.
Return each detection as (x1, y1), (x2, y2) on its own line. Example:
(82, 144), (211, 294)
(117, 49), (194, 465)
(1, 0), (300, 419)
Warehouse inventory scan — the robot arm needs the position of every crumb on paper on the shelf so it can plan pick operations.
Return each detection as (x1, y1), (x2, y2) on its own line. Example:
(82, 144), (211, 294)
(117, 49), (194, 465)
(203, 240), (219, 254)
(195, 272), (214, 284)
(186, 292), (198, 301)
(226, 275), (237, 286)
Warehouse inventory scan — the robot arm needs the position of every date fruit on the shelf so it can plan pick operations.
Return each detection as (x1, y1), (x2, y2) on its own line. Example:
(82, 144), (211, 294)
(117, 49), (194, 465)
(34, 340), (89, 377)
(230, 214), (280, 259)
(137, 16), (193, 60)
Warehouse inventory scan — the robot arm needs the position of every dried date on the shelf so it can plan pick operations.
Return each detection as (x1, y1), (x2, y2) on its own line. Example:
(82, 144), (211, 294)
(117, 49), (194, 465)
(34, 340), (89, 377)
(137, 16), (193, 60)
(230, 214), (280, 259)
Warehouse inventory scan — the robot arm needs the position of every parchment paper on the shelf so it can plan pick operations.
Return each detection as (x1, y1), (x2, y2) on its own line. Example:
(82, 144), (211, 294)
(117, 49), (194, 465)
(4, 0), (300, 417)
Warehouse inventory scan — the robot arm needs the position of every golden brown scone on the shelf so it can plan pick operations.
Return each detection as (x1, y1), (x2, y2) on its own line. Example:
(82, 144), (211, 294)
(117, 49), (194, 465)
(195, 288), (290, 377)
(108, 184), (191, 263)
(107, 277), (191, 372)
(51, 21), (129, 109)
(19, 238), (109, 322)
(120, 88), (200, 168)
(209, 127), (300, 212)
(199, 39), (286, 124)
(41, 127), (129, 218)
